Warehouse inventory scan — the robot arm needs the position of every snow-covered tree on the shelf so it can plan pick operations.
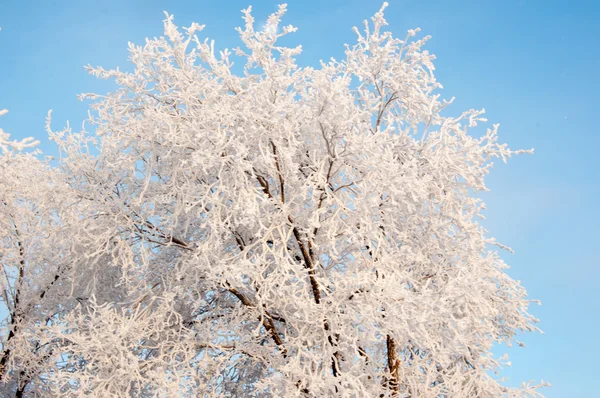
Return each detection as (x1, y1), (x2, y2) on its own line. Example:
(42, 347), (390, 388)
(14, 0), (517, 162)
(0, 4), (546, 397)
(0, 109), (73, 397)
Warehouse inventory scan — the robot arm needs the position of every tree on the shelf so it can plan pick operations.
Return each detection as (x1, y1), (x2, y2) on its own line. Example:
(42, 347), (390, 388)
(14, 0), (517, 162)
(0, 4), (546, 397)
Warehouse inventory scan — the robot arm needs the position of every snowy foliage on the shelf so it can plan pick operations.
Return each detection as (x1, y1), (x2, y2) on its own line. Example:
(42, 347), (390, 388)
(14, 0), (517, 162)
(0, 110), (39, 152)
(0, 4), (546, 397)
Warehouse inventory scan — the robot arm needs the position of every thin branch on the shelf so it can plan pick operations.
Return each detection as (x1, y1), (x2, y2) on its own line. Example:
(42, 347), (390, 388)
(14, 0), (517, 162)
(271, 141), (286, 204)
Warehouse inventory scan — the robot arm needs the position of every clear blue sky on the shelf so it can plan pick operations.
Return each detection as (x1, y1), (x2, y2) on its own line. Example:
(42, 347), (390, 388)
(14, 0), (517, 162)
(1, 1), (598, 396)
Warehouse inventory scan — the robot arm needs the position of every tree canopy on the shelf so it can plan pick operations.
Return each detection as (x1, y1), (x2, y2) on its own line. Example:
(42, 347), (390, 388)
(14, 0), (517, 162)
(0, 4), (545, 397)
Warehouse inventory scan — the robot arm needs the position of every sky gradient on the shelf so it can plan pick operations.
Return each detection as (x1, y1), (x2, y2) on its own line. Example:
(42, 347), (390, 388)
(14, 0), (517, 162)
(1, 1), (598, 396)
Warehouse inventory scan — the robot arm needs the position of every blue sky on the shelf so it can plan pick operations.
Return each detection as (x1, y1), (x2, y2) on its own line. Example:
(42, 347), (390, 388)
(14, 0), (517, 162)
(1, 1), (598, 396)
